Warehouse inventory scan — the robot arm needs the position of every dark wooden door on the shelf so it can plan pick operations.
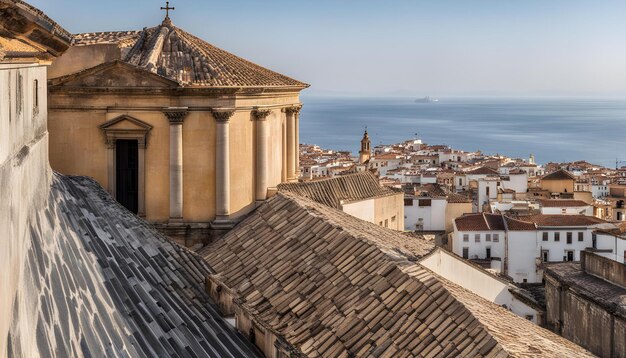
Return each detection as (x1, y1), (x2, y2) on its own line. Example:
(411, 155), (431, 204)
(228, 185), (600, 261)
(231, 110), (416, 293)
(116, 140), (139, 214)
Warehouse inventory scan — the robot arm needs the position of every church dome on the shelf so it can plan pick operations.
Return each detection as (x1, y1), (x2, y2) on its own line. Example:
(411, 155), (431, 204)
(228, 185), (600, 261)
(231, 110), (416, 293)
(72, 20), (309, 88)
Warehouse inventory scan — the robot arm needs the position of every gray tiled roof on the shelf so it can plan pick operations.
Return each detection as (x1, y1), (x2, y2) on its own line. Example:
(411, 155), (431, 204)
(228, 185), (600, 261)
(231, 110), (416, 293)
(72, 21), (308, 88)
(200, 193), (592, 357)
(7, 174), (260, 357)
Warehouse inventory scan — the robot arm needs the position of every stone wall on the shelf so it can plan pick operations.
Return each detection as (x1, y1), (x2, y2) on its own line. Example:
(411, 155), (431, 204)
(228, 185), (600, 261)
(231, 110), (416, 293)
(0, 63), (51, 356)
(581, 250), (626, 288)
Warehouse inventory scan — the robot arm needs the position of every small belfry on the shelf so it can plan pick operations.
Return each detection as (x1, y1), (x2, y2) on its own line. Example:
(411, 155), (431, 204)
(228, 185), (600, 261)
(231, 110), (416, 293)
(359, 128), (371, 164)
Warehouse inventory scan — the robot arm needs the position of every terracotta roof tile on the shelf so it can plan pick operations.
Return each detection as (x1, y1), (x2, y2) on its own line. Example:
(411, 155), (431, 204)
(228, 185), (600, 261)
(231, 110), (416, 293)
(68, 21), (308, 88)
(542, 169), (576, 181)
(518, 214), (606, 227)
(538, 199), (590, 208)
(278, 172), (399, 209)
(201, 194), (592, 357)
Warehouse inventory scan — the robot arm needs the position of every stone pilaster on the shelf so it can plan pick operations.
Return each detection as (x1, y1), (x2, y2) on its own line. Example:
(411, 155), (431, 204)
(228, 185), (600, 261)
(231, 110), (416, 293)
(163, 108), (188, 222)
(253, 108), (272, 202)
(212, 109), (235, 222)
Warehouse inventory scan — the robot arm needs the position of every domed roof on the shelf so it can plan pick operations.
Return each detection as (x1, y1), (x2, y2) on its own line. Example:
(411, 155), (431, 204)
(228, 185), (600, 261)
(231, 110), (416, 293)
(73, 19), (308, 88)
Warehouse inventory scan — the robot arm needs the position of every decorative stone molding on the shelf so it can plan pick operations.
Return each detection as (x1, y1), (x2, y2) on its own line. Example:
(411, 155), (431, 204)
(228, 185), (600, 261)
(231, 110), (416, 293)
(99, 115), (153, 148)
(252, 108), (272, 121)
(283, 105), (302, 115)
(163, 107), (189, 124)
(212, 109), (235, 122)
(98, 115), (152, 217)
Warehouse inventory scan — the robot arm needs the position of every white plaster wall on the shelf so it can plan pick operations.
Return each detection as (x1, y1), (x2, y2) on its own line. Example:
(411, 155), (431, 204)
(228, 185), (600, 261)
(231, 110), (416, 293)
(537, 229), (594, 262)
(342, 199), (375, 223)
(477, 180), (498, 212)
(404, 198), (446, 231)
(502, 173), (528, 193)
(420, 250), (539, 323)
(452, 230), (505, 261)
(595, 233), (626, 264)
(0, 63), (52, 356)
(507, 231), (541, 283)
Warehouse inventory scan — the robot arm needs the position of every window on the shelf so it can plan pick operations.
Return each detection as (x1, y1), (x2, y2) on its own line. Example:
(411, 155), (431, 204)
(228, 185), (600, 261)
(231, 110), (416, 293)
(33, 79), (39, 110)
(16, 73), (23, 116)
(462, 247), (469, 259)
(542, 250), (549, 262)
(486, 247), (491, 259)
(418, 199), (432, 207)
(624, 250), (626, 262)
(391, 216), (396, 222)
(459, 178), (463, 186)
(486, 234), (491, 242)
(463, 234), (469, 242)
(561, 208), (567, 214)
(404, 198), (413, 206)
(493, 234), (499, 242)
(475, 234), (481, 243)
(379, 221), (383, 226)
(566, 232), (572, 244)
(554, 232), (560, 242)
(525, 314), (534, 320)
(578, 232), (584, 242)
(486, 187), (490, 197)
(384, 219), (388, 228)
(542, 232), (549, 241)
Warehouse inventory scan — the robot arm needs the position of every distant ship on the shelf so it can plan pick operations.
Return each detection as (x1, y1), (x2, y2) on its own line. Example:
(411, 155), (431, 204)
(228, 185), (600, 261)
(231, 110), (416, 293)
(414, 96), (439, 103)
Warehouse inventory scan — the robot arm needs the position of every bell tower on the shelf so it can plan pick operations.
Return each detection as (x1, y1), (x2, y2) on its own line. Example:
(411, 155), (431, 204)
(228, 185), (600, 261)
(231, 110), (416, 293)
(359, 129), (371, 164)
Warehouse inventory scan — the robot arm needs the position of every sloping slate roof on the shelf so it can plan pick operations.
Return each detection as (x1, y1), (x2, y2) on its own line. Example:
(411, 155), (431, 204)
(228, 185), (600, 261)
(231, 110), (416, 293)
(277, 172), (400, 209)
(71, 20), (308, 88)
(200, 193), (591, 357)
(538, 199), (589, 208)
(7, 174), (260, 357)
(542, 169), (576, 181)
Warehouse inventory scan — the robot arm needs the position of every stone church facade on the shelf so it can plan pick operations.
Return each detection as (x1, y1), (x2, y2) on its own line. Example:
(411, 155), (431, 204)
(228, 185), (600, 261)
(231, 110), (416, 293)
(47, 16), (308, 242)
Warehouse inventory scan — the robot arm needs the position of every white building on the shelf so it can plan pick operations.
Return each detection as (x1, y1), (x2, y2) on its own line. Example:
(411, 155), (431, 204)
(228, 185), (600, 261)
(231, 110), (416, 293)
(538, 199), (593, 216)
(594, 224), (626, 264)
(452, 213), (615, 283)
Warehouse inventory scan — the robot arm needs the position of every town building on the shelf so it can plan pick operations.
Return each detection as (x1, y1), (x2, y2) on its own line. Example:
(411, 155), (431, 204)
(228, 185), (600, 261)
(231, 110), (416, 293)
(544, 251), (626, 357)
(403, 184), (472, 232)
(278, 172), (404, 230)
(452, 213), (615, 283)
(46, 12), (308, 243)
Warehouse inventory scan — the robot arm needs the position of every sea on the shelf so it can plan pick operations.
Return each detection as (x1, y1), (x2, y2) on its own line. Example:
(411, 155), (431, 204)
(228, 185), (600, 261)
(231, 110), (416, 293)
(299, 96), (626, 168)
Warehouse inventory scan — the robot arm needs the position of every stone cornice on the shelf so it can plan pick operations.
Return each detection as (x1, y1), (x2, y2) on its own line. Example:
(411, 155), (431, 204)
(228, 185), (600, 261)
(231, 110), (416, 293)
(163, 107), (189, 124)
(252, 108), (272, 121)
(212, 109), (235, 123)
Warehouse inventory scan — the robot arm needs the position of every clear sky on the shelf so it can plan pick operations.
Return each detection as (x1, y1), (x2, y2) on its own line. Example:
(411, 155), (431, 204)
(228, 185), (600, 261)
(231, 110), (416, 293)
(30, 0), (626, 97)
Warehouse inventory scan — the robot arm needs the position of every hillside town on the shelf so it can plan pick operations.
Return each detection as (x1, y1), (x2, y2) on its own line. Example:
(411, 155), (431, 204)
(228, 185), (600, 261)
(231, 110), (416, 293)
(1, 1), (624, 357)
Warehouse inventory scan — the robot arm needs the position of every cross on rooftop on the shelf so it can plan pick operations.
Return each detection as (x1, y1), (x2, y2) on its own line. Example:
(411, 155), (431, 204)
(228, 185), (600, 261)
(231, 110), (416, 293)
(161, 1), (175, 18)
